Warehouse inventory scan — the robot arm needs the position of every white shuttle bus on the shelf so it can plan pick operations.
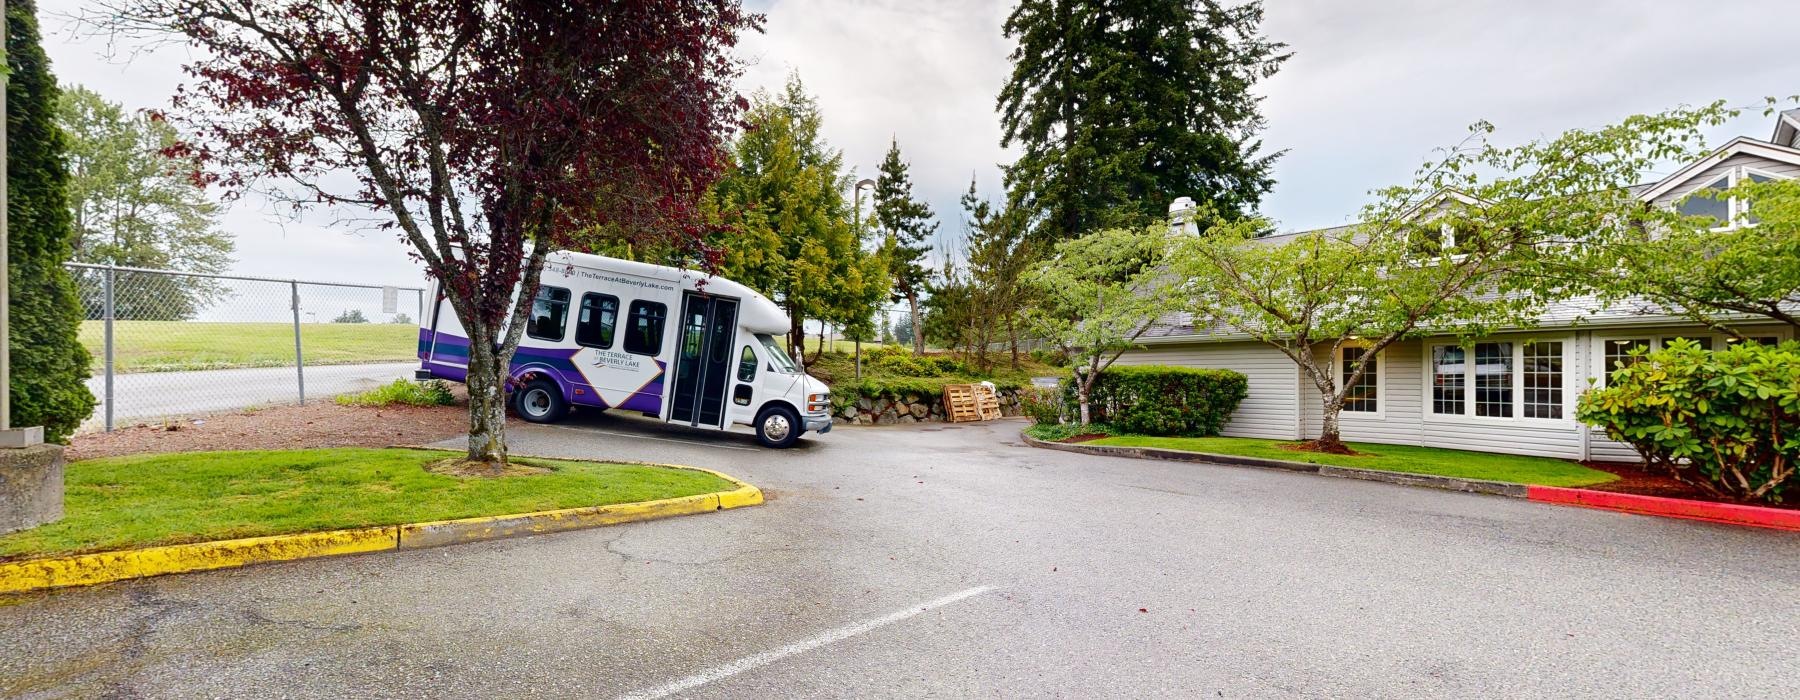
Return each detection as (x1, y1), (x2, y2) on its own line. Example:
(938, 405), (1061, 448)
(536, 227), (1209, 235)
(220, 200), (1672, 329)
(416, 251), (833, 448)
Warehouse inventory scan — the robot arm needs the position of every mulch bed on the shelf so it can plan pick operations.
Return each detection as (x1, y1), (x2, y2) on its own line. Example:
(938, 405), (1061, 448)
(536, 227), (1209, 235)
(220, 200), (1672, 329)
(1061, 433), (1110, 443)
(67, 401), (469, 462)
(1576, 461), (1799, 511)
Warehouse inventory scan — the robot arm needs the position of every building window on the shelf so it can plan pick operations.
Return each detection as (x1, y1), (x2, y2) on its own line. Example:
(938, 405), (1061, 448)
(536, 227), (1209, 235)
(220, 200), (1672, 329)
(1431, 345), (1465, 415)
(1603, 339), (1649, 377)
(1521, 342), (1563, 419)
(1474, 342), (1513, 417)
(527, 286), (570, 342)
(624, 301), (666, 356)
(1341, 347), (1377, 413)
(1675, 175), (1731, 227)
(574, 294), (618, 349)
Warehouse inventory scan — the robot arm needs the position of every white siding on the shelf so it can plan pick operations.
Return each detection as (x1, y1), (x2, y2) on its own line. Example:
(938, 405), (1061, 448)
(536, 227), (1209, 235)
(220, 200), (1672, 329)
(1115, 342), (1300, 439)
(1300, 341), (1423, 447)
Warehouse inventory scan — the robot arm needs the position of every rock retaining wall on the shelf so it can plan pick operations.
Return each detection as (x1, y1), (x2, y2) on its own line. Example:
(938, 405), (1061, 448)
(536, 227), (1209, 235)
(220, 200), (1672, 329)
(833, 389), (1023, 425)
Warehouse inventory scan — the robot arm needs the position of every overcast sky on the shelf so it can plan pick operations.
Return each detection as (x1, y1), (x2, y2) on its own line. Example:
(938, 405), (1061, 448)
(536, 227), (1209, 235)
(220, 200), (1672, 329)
(38, 0), (1800, 287)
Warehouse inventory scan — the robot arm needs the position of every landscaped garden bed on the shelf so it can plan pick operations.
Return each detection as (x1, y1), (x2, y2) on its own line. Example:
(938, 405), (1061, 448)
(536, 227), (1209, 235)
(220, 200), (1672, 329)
(0, 447), (735, 561)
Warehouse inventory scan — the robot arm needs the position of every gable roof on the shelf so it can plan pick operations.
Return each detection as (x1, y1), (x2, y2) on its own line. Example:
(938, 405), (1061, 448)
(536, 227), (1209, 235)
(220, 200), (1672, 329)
(1772, 108), (1800, 148)
(1636, 136), (1800, 203)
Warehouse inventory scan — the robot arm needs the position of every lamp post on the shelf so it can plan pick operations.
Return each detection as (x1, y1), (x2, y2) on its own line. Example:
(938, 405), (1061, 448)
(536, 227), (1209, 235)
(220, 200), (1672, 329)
(852, 178), (876, 379)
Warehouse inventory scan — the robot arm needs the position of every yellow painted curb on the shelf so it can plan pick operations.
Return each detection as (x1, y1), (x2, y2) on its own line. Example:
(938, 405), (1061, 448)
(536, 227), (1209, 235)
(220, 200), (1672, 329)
(0, 526), (395, 595)
(0, 455), (762, 595)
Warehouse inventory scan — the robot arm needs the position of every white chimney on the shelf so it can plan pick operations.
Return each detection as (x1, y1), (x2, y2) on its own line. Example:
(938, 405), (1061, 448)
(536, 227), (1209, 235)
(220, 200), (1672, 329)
(1168, 196), (1199, 236)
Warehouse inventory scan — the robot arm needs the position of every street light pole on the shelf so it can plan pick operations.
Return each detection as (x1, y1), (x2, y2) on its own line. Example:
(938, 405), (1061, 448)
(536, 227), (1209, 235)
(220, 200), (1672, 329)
(852, 178), (876, 380)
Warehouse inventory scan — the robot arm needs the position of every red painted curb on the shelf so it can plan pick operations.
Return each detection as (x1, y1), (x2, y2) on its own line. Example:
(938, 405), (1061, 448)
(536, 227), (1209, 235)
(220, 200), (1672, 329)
(1526, 486), (1800, 532)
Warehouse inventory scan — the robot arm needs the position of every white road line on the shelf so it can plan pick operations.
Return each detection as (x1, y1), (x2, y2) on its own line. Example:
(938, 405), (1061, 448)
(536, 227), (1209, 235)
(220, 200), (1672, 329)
(614, 585), (996, 700)
(544, 424), (761, 452)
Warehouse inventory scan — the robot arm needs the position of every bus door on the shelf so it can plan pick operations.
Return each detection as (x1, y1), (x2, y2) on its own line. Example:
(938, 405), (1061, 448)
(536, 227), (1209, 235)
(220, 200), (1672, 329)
(669, 293), (739, 427)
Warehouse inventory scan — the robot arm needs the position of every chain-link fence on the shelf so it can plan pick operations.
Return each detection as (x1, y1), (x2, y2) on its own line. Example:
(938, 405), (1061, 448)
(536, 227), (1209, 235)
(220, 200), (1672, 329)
(65, 263), (427, 432)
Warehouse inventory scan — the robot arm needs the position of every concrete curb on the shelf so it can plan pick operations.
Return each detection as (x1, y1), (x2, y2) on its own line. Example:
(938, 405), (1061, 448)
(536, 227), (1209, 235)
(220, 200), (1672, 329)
(1021, 432), (1800, 531)
(1527, 486), (1800, 532)
(1020, 432), (1532, 498)
(0, 457), (762, 595)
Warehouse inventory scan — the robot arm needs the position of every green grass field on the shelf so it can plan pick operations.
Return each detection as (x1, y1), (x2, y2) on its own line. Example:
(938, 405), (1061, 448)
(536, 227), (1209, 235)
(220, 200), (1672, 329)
(79, 320), (420, 373)
(1079, 434), (1618, 487)
(0, 448), (736, 560)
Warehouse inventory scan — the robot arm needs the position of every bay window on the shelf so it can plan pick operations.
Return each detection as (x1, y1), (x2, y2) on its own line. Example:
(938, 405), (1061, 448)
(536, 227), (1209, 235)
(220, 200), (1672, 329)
(1430, 340), (1566, 420)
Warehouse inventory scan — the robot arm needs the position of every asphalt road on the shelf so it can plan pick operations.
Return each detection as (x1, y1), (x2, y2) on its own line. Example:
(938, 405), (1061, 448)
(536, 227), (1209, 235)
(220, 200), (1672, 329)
(80, 361), (420, 430)
(5, 415), (1799, 698)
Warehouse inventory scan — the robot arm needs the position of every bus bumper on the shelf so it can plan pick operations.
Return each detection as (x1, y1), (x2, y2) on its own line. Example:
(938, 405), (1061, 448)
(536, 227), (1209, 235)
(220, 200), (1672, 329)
(803, 415), (833, 434)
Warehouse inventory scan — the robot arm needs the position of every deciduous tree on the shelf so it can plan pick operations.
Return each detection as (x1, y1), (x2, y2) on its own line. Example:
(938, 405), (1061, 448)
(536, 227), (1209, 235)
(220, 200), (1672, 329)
(1171, 104), (1737, 452)
(1024, 226), (1171, 425)
(58, 84), (232, 320)
(96, 0), (759, 466)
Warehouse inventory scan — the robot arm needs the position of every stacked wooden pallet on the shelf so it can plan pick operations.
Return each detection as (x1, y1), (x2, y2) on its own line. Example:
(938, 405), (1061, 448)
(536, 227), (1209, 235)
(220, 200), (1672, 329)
(944, 384), (1003, 423)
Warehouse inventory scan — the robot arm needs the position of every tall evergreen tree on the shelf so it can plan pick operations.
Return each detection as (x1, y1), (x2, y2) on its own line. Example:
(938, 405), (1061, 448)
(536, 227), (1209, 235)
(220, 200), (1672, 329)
(711, 74), (886, 363)
(7, 0), (96, 442)
(872, 137), (937, 354)
(998, 0), (1289, 242)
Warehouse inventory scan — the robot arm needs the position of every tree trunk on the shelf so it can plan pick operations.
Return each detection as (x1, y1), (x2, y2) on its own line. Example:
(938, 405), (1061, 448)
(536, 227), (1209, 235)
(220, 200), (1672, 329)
(1302, 395), (1353, 454)
(908, 291), (924, 355)
(463, 332), (509, 468)
(1007, 314), (1020, 371)
(788, 309), (805, 369)
(1077, 382), (1092, 426)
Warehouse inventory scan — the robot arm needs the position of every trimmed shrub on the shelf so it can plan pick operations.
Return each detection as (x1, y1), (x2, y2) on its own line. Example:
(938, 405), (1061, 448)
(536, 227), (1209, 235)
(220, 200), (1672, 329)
(7, 2), (95, 443)
(1060, 365), (1248, 436)
(1577, 339), (1798, 504)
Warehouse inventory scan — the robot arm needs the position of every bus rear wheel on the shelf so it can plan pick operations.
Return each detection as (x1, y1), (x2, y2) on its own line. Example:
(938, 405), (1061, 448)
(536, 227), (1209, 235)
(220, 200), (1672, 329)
(512, 378), (569, 424)
(755, 406), (802, 449)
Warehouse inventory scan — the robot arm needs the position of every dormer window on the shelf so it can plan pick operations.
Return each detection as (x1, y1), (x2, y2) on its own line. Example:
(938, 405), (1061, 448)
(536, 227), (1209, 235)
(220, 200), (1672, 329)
(1674, 166), (1788, 230)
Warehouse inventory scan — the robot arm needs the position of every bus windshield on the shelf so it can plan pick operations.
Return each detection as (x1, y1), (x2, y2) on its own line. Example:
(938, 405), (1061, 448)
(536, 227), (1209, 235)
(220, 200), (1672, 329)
(756, 333), (800, 374)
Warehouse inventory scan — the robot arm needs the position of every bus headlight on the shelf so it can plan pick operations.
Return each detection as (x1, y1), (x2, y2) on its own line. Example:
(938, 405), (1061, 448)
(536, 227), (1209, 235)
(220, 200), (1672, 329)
(807, 393), (830, 413)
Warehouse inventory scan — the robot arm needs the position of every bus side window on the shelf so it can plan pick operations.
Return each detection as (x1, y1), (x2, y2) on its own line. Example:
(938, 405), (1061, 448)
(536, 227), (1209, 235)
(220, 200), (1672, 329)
(624, 300), (667, 356)
(527, 286), (570, 341)
(738, 345), (757, 382)
(575, 293), (618, 349)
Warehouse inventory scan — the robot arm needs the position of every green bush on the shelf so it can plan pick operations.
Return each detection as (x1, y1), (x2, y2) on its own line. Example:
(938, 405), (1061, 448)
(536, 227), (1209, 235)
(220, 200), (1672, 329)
(1019, 385), (1063, 425)
(336, 379), (457, 408)
(1577, 339), (1799, 503)
(1060, 365), (1248, 436)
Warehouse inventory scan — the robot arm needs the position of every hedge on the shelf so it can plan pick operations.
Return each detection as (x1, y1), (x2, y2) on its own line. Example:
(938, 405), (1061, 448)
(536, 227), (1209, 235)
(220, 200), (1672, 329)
(1576, 339), (1798, 504)
(6, 2), (95, 443)
(1058, 365), (1248, 436)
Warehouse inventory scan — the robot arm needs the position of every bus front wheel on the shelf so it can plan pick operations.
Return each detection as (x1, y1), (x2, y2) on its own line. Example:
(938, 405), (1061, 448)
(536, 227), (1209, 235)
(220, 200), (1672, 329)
(756, 406), (802, 449)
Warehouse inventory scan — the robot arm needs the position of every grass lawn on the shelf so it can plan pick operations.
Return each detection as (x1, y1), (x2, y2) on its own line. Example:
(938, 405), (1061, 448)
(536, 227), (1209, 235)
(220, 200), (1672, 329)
(1085, 435), (1618, 487)
(79, 321), (420, 373)
(0, 448), (735, 561)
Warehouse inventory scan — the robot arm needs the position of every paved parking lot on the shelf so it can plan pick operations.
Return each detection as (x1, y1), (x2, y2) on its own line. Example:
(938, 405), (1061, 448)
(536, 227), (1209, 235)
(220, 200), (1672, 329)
(4, 414), (1799, 698)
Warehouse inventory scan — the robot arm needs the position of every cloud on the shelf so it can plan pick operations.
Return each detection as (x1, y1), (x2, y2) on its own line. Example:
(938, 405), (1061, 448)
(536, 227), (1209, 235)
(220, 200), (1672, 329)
(38, 0), (1800, 282)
